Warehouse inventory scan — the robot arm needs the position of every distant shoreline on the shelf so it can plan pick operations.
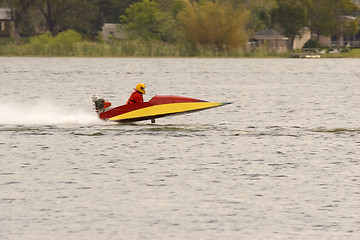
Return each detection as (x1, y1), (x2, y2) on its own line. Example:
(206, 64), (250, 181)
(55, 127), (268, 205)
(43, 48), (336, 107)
(1, 39), (359, 58)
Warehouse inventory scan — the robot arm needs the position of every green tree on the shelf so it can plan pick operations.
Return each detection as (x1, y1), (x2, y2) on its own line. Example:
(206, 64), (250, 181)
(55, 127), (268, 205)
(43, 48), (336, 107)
(343, 17), (359, 37)
(35, 0), (70, 35)
(177, 0), (250, 49)
(5, 0), (35, 43)
(232, 0), (276, 31)
(271, 0), (309, 49)
(154, 0), (177, 11)
(308, 0), (360, 47)
(120, 0), (179, 42)
(97, 0), (141, 24)
(35, 0), (98, 36)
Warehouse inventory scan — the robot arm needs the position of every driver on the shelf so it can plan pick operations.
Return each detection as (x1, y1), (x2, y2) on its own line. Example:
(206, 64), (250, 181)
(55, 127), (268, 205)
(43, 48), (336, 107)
(126, 83), (146, 104)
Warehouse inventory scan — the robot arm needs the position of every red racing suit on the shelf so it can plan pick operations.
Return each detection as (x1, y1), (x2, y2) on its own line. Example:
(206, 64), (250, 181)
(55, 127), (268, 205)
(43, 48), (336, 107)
(126, 89), (144, 105)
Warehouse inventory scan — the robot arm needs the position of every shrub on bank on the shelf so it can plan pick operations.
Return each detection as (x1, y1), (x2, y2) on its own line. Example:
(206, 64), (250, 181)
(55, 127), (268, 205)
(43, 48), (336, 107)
(303, 39), (321, 49)
(0, 30), (248, 57)
(28, 30), (83, 56)
(6, 30), (360, 58)
(1, 29), (360, 58)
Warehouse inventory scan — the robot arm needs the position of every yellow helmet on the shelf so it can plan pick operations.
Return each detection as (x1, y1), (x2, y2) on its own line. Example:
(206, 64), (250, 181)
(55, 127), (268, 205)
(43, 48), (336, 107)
(136, 83), (146, 94)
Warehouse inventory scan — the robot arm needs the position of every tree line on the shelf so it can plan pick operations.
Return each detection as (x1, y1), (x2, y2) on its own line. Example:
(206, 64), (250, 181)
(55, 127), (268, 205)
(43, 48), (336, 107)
(1, 0), (359, 49)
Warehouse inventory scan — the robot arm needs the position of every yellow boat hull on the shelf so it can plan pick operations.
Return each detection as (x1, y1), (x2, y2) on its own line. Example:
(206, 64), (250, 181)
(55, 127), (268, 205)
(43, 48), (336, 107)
(109, 102), (227, 122)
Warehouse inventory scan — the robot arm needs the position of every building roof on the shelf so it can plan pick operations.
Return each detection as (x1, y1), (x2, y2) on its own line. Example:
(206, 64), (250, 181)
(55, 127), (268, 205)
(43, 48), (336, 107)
(0, 8), (11, 20)
(102, 23), (126, 41)
(254, 28), (288, 40)
(102, 23), (119, 30)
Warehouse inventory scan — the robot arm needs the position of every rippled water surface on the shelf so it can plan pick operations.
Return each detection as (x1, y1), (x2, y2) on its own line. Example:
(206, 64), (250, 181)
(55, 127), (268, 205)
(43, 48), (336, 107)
(1, 57), (359, 239)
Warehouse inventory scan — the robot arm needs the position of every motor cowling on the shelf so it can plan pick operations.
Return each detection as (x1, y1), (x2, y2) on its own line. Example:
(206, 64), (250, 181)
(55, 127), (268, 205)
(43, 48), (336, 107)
(103, 101), (111, 109)
(92, 95), (111, 113)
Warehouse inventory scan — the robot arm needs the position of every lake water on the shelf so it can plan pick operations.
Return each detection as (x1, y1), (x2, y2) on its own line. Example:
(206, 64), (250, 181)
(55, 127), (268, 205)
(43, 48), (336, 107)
(0, 57), (359, 240)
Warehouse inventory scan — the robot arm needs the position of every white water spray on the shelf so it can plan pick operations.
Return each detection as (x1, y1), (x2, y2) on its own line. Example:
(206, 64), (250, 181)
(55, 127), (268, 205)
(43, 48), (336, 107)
(0, 102), (102, 125)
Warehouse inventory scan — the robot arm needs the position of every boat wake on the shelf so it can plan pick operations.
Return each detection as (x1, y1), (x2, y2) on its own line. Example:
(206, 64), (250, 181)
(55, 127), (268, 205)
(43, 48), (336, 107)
(0, 103), (101, 125)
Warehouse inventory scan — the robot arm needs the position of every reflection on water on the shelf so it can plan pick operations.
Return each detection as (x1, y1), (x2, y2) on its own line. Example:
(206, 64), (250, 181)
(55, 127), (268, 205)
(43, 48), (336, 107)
(0, 58), (359, 240)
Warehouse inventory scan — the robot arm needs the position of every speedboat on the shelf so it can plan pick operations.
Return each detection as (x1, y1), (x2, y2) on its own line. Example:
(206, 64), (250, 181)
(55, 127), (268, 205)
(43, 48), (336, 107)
(92, 95), (231, 123)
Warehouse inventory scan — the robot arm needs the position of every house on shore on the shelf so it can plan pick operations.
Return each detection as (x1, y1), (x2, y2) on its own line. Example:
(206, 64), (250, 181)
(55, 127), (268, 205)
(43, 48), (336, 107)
(250, 28), (288, 53)
(0, 7), (14, 38)
(250, 25), (360, 51)
(102, 23), (126, 43)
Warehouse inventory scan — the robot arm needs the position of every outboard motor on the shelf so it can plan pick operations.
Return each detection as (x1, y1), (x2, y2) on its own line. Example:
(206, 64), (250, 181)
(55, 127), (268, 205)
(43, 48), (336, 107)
(92, 95), (111, 113)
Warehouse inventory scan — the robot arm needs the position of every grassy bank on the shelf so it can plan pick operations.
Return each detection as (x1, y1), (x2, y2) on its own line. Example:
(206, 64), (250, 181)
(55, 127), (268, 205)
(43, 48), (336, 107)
(0, 36), (359, 58)
(0, 39), (292, 58)
(322, 48), (360, 58)
(0, 31), (290, 58)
